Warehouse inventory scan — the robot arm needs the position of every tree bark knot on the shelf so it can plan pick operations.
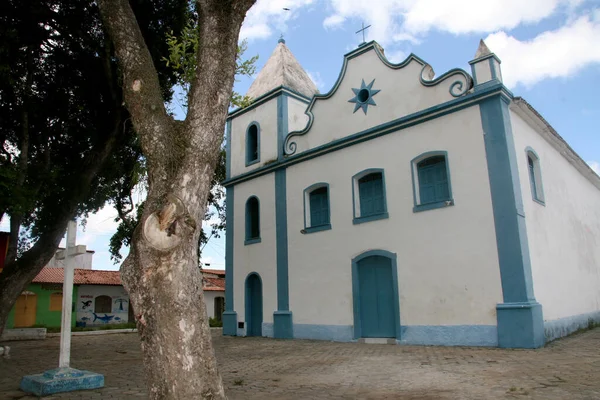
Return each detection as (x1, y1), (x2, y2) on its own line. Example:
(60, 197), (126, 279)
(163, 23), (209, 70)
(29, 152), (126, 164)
(142, 194), (194, 251)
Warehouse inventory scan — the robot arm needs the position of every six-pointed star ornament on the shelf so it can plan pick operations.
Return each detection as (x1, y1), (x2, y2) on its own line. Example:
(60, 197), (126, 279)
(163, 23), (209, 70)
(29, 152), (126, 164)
(348, 79), (380, 114)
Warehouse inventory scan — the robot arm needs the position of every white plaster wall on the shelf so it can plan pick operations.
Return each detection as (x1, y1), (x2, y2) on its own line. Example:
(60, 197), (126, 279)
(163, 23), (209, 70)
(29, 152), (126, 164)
(287, 106), (503, 326)
(203, 290), (225, 319)
(288, 97), (310, 133)
(233, 173), (277, 326)
(76, 285), (129, 325)
(473, 61), (492, 84)
(230, 98), (278, 177)
(291, 48), (470, 154)
(510, 110), (600, 321)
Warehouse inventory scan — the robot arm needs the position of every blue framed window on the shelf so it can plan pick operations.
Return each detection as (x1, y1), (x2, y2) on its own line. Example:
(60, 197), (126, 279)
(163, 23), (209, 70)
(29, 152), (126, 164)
(411, 151), (454, 213)
(303, 183), (331, 234)
(526, 148), (545, 205)
(245, 196), (261, 245)
(352, 169), (388, 225)
(246, 122), (260, 166)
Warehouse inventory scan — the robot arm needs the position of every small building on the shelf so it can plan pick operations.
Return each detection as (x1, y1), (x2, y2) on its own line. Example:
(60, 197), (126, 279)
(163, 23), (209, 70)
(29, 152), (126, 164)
(7, 268), (131, 329)
(202, 269), (225, 321)
(6, 265), (227, 329)
(221, 39), (600, 348)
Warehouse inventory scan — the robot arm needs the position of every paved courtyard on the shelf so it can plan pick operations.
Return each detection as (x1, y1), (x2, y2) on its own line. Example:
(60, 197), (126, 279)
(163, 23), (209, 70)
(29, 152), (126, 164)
(1, 328), (600, 399)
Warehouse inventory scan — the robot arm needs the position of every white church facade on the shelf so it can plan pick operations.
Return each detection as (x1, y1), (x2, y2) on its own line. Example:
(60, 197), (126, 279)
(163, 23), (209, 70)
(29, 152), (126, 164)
(221, 38), (600, 348)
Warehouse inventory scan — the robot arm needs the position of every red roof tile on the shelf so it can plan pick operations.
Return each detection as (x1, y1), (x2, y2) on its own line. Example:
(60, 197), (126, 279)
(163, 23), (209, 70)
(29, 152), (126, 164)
(203, 276), (225, 291)
(202, 268), (225, 276)
(32, 268), (122, 286)
(33, 267), (225, 291)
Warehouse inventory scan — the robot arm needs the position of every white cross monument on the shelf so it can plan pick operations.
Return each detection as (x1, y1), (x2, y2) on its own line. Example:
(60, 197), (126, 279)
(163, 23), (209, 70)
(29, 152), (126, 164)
(20, 220), (104, 396)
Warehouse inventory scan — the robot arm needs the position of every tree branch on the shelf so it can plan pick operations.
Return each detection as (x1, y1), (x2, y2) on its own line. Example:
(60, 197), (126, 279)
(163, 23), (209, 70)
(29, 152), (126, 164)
(186, 0), (255, 128)
(96, 0), (172, 160)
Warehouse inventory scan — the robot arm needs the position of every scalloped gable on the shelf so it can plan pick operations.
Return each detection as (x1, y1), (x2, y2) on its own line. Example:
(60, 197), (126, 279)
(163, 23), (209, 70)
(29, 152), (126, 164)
(284, 41), (473, 156)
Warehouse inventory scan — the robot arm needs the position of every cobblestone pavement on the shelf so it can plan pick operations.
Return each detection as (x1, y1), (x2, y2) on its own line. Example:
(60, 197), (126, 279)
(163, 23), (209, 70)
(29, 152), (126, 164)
(1, 328), (600, 399)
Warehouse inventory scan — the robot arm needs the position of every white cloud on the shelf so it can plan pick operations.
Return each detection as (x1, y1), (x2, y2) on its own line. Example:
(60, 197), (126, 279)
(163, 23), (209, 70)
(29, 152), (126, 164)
(323, 14), (345, 29)
(240, 0), (316, 40)
(307, 70), (326, 91)
(588, 161), (600, 175)
(321, 0), (582, 46)
(485, 15), (600, 88)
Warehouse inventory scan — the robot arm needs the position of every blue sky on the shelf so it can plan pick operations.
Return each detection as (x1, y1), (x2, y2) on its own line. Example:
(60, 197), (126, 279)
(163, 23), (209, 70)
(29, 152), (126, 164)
(4, 0), (598, 271)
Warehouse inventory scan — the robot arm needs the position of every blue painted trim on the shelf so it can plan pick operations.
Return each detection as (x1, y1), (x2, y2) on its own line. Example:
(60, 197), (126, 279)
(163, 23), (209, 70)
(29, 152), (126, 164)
(273, 311), (293, 339)
(544, 310), (600, 342)
(228, 86), (310, 120)
(352, 213), (389, 225)
(525, 146), (546, 205)
(284, 41), (473, 155)
(293, 324), (354, 342)
(470, 63), (478, 86)
(399, 325), (497, 347)
(244, 195), (261, 243)
(262, 322), (273, 338)
(413, 200), (454, 213)
(468, 53), (502, 66)
(275, 169), (293, 338)
(225, 119), (232, 180)
(223, 186), (237, 335)
(410, 151), (454, 212)
(277, 94), (288, 161)
(303, 224), (332, 234)
(351, 168), (388, 223)
(479, 95), (544, 348)
(496, 302), (544, 348)
(489, 58), (497, 81)
(223, 83), (512, 187)
(265, 324), (498, 346)
(351, 250), (401, 340)
(303, 182), (331, 231)
(244, 272), (263, 337)
(245, 121), (260, 167)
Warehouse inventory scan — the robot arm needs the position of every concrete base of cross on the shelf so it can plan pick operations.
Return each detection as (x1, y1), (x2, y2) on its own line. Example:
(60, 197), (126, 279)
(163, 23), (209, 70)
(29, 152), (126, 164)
(20, 367), (104, 396)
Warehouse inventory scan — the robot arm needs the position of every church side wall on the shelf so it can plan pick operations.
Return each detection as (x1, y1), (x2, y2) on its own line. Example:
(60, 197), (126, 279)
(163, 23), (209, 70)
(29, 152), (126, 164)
(230, 98), (278, 177)
(510, 110), (600, 340)
(232, 173), (277, 335)
(286, 105), (504, 345)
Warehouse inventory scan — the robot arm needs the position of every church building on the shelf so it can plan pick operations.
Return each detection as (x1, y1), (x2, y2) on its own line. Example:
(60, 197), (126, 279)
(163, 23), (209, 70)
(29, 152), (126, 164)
(221, 38), (600, 348)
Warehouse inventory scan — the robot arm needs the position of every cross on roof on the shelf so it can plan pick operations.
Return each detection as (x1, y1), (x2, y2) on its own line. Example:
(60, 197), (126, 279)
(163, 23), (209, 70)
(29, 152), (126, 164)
(356, 22), (371, 45)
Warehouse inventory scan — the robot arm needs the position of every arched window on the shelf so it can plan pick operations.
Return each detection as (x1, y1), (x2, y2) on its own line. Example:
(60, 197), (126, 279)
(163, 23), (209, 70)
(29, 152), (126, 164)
(94, 295), (112, 313)
(246, 122), (260, 166)
(352, 169), (388, 224)
(303, 183), (331, 233)
(245, 196), (261, 244)
(526, 148), (545, 205)
(411, 151), (454, 212)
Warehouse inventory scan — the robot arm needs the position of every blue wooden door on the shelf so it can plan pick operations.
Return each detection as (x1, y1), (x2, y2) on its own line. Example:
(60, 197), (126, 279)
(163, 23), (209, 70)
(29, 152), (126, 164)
(358, 256), (395, 337)
(245, 274), (263, 336)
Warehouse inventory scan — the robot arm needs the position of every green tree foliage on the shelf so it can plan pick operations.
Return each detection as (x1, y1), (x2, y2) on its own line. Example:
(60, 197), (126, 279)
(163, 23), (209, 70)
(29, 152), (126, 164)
(0, 0), (189, 334)
(108, 15), (257, 262)
(163, 17), (258, 109)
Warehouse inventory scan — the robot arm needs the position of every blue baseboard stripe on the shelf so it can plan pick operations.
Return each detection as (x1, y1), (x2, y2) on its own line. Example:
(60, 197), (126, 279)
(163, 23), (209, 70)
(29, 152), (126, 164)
(399, 325), (498, 347)
(544, 311), (600, 342)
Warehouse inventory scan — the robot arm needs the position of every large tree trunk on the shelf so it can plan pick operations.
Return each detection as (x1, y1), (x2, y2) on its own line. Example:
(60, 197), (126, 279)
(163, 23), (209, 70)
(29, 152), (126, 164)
(97, 0), (255, 398)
